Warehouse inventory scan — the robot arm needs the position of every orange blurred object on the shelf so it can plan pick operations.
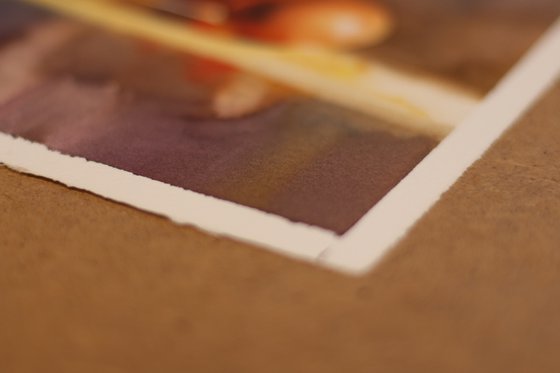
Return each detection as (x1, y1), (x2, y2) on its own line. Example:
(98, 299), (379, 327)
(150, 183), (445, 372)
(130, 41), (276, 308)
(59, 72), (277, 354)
(126, 0), (393, 49)
(232, 0), (393, 49)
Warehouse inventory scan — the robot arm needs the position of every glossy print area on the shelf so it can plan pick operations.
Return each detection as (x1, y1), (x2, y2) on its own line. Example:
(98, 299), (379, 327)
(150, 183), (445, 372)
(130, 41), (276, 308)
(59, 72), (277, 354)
(1, 0), (558, 236)
(0, 77), (435, 233)
(0, 18), (438, 234)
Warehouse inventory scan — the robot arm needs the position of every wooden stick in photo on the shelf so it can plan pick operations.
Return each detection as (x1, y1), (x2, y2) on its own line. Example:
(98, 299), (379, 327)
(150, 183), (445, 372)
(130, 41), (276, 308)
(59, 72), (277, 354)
(24, 0), (480, 138)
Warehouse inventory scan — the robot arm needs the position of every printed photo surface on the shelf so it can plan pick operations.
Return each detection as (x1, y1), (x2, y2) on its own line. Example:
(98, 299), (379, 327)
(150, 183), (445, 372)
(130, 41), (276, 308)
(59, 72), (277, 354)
(0, 0), (558, 271)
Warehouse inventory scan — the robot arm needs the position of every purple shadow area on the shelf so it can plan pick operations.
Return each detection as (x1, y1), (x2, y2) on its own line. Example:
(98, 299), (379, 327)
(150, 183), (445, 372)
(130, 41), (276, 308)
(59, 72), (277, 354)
(0, 78), (436, 234)
(0, 1), (52, 45)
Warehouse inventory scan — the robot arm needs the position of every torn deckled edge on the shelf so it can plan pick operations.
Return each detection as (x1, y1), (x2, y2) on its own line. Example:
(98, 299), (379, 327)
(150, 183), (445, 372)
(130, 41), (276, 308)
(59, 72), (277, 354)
(0, 133), (337, 260)
(321, 17), (560, 275)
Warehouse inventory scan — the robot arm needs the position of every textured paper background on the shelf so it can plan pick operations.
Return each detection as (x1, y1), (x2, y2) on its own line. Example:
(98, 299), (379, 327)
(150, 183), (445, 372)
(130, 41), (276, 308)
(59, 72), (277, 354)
(1, 76), (559, 373)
